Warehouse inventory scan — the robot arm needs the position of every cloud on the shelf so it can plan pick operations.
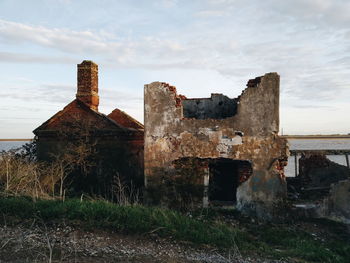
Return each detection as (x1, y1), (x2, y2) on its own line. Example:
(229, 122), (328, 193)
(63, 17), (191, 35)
(0, 116), (42, 120)
(101, 89), (143, 105)
(263, 0), (350, 28)
(0, 0), (349, 105)
(329, 56), (350, 65)
(194, 10), (227, 18)
(0, 19), (194, 67)
(40, 83), (75, 92)
(159, 0), (178, 8)
(0, 51), (75, 64)
(0, 91), (71, 104)
(0, 19), (119, 54)
(0, 80), (144, 113)
(284, 104), (337, 110)
(0, 81), (74, 104)
(204, 0), (350, 28)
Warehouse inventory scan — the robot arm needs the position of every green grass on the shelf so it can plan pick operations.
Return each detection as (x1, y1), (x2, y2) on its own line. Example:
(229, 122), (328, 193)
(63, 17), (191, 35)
(0, 197), (349, 262)
(253, 226), (349, 262)
(0, 197), (245, 247)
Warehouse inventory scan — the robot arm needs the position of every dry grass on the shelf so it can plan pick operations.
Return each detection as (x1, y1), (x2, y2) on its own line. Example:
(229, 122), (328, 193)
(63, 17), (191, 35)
(111, 174), (140, 205)
(0, 147), (140, 205)
(0, 150), (53, 199)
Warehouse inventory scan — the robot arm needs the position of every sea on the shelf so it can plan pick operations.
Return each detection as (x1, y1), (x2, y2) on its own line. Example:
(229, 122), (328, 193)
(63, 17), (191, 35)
(0, 141), (31, 152)
(1, 139), (350, 177)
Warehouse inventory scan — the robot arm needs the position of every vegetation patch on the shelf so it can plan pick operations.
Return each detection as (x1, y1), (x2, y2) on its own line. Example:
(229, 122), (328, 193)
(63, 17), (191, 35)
(0, 197), (349, 262)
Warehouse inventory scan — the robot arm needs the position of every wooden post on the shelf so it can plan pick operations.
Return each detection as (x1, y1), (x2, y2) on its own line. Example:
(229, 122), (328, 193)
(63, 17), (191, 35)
(345, 154), (349, 169)
(294, 153), (298, 177)
(203, 166), (209, 208)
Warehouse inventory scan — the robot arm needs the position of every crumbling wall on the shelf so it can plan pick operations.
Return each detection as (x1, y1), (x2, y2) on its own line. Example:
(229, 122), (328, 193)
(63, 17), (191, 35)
(182, 94), (237, 119)
(144, 73), (288, 216)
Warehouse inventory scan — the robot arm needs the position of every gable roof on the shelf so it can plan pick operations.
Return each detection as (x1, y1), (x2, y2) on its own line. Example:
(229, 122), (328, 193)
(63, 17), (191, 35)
(33, 99), (129, 135)
(108, 108), (144, 130)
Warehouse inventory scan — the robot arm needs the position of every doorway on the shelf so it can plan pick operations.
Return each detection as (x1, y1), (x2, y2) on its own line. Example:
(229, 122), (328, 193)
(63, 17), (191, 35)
(208, 159), (252, 204)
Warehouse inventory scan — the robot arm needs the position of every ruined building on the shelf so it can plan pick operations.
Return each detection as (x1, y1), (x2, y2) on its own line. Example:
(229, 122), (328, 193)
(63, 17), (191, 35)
(34, 61), (144, 197)
(144, 73), (289, 215)
(33, 61), (289, 215)
(30, 60), (350, 221)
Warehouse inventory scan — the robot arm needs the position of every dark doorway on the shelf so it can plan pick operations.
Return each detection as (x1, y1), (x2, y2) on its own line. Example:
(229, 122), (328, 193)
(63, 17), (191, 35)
(209, 159), (252, 204)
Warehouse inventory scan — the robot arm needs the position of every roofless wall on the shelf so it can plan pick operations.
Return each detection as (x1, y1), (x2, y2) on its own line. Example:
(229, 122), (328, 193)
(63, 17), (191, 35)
(144, 73), (289, 217)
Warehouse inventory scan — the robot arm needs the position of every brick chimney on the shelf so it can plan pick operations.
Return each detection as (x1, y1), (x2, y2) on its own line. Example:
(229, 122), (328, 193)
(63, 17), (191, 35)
(76, 60), (99, 111)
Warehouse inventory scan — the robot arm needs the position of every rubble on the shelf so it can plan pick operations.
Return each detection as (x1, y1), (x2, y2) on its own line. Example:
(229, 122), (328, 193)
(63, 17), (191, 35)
(287, 153), (350, 222)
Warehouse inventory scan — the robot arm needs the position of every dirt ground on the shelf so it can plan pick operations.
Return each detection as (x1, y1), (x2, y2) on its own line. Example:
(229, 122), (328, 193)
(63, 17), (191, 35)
(0, 223), (287, 263)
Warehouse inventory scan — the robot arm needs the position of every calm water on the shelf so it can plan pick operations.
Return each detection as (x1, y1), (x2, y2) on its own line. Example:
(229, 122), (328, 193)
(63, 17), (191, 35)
(1, 139), (349, 177)
(288, 139), (350, 150)
(0, 141), (30, 151)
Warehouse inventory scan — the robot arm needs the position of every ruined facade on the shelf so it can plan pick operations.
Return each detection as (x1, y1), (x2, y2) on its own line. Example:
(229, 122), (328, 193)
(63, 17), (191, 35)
(144, 73), (289, 215)
(32, 63), (289, 214)
(34, 61), (144, 197)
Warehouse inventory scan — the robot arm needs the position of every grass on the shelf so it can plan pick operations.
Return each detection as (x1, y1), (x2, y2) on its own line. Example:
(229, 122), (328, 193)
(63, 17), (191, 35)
(0, 197), (349, 262)
(0, 197), (243, 247)
(252, 226), (350, 262)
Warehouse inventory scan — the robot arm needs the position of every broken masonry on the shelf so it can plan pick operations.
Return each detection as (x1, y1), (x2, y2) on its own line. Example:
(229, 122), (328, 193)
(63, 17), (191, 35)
(144, 74), (289, 216)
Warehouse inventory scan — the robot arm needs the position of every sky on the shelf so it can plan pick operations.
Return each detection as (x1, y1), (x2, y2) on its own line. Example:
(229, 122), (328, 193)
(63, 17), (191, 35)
(0, 0), (349, 138)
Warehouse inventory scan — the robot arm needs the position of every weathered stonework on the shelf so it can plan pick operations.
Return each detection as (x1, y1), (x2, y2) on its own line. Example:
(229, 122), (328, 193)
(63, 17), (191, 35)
(144, 73), (289, 215)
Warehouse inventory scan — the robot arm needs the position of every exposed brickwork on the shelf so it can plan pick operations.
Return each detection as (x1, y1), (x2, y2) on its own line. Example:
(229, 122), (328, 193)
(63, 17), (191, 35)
(238, 162), (253, 183)
(77, 60), (99, 111)
(162, 82), (186, 108)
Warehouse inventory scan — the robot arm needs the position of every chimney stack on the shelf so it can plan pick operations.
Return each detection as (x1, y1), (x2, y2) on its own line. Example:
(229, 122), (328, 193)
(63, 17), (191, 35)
(76, 60), (99, 111)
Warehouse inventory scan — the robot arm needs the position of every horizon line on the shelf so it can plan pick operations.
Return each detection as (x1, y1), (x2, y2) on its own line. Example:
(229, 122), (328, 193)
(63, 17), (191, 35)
(1, 134), (350, 141)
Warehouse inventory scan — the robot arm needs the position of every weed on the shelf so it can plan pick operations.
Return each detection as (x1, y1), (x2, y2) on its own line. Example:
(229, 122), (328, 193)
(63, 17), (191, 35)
(1, 197), (349, 262)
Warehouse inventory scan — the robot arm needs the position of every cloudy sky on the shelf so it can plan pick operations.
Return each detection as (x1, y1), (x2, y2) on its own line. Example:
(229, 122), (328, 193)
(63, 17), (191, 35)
(0, 0), (349, 138)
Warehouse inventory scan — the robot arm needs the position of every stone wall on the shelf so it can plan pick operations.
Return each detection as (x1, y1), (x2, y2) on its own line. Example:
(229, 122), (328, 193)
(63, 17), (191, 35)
(144, 73), (288, 215)
(182, 94), (238, 119)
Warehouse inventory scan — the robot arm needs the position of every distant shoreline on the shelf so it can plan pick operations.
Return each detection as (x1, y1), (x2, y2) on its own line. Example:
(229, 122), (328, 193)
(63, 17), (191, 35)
(282, 135), (350, 139)
(1, 135), (350, 141)
(0, 139), (32, 142)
